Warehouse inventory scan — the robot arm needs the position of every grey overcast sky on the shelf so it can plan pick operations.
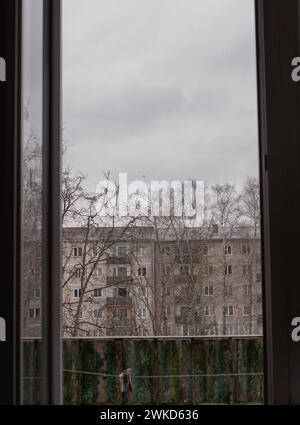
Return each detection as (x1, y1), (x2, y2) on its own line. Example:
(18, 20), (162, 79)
(63, 0), (259, 191)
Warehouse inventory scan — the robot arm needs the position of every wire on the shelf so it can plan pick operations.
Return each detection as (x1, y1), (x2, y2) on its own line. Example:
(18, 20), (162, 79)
(63, 369), (263, 379)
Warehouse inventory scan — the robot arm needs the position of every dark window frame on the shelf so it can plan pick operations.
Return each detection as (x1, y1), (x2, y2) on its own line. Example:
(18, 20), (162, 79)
(0, 0), (22, 406)
(41, 0), (62, 405)
(3, 0), (300, 406)
(256, 0), (300, 404)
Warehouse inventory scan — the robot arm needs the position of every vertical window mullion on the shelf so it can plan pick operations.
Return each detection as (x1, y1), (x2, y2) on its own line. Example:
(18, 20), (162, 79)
(41, 0), (62, 405)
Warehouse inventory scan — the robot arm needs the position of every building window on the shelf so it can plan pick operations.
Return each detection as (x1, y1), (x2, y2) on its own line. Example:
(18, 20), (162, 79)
(137, 327), (148, 336)
(138, 267), (146, 277)
(93, 329), (103, 337)
(137, 308), (147, 319)
(163, 265), (171, 277)
(204, 245), (214, 256)
(111, 244), (129, 257)
(112, 244), (129, 257)
(74, 268), (81, 278)
(225, 324), (235, 335)
(204, 286), (214, 296)
(161, 246), (170, 256)
(93, 308), (102, 319)
(165, 305), (171, 317)
(118, 245), (129, 257)
(137, 287), (146, 297)
(93, 246), (100, 256)
(180, 265), (191, 275)
(29, 308), (40, 318)
(94, 267), (102, 277)
(182, 286), (192, 297)
(30, 288), (41, 298)
(78, 309), (83, 319)
(243, 324), (251, 335)
(94, 288), (102, 298)
(243, 305), (252, 316)
(161, 287), (171, 296)
(225, 285), (233, 297)
(256, 272), (261, 282)
(176, 325), (184, 336)
(206, 326), (216, 335)
(73, 288), (82, 298)
(224, 264), (232, 275)
(138, 246), (145, 257)
(113, 287), (128, 298)
(224, 305), (234, 316)
(118, 267), (127, 277)
(223, 245), (232, 255)
(166, 326), (172, 336)
(243, 285), (251, 296)
(73, 246), (83, 257)
(204, 305), (214, 316)
(112, 266), (128, 277)
(113, 308), (127, 318)
(204, 265), (213, 275)
(241, 244), (251, 255)
(243, 264), (251, 275)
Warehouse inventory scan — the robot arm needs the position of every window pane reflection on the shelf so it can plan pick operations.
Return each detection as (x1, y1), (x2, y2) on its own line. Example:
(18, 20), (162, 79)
(22, 0), (43, 405)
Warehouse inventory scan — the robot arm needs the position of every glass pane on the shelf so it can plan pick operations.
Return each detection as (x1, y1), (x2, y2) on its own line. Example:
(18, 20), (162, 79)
(63, 0), (263, 404)
(21, 0), (43, 405)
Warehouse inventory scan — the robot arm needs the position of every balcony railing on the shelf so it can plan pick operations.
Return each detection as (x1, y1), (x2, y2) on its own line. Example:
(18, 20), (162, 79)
(106, 276), (133, 286)
(106, 317), (132, 327)
(106, 296), (132, 306)
(175, 254), (200, 263)
(107, 255), (131, 265)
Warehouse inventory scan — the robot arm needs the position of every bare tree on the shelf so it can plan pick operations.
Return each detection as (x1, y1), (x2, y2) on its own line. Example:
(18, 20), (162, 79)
(210, 183), (242, 335)
(62, 171), (141, 336)
(239, 177), (261, 335)
(22, 130), (43, 336)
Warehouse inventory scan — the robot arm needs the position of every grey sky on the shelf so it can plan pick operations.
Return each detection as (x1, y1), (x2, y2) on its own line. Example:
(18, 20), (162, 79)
(63, 0), (259, 191)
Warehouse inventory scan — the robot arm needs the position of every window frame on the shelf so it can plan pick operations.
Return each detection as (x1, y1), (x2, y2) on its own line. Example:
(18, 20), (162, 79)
(93, 288), (102, 299)
(3, 0), (300, 406)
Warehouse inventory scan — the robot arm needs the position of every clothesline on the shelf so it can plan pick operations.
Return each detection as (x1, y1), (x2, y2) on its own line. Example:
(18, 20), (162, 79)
(62, 369), (263, 379)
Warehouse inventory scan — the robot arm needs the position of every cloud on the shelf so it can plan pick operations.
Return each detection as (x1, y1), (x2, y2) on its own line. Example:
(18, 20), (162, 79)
(63, 0), (259, 190)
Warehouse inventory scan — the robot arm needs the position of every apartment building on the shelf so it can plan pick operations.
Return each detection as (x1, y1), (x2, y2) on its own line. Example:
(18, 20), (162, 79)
(23, 225), (262, 338)
(155, 227), (262, 336)
(62, 226), (155, 337)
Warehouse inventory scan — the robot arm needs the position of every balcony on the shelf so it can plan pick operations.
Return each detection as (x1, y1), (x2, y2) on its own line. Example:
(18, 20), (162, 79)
(107, 255), (131, 265)
(106, 276), (133, 286)
(175, 254), (200, 263)
(106, 297), (132, 306)
(173, 275), (197, 285)
(106, 317), (132, 328)
(175, 314), (190, 324)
